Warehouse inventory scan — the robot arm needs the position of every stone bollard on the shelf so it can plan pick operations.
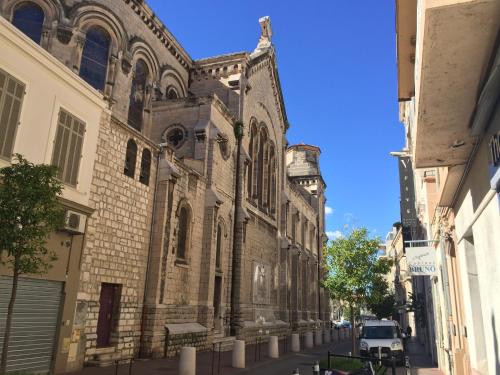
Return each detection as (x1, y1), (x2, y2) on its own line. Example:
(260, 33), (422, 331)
(291, 333), (301, 352)
(232, 340), (245, 368)
(179, 346), (196, 375)
(323, 329), (331, 343)
(314, 329), (323, 346)
(268, 335), (279, 358)
(305, 331), (314, 348)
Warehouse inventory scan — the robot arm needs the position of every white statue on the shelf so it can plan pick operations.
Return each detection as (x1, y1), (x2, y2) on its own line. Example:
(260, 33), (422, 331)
(254, 16), (273, 53)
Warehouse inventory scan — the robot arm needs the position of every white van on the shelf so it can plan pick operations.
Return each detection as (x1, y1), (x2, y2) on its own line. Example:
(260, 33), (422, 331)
(359, 320), (405, 364)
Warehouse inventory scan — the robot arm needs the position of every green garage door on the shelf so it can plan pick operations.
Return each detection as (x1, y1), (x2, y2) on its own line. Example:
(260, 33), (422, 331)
(0, 276), (63, 374)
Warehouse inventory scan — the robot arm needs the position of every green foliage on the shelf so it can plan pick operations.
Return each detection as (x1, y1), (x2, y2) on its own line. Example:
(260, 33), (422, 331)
(322, 227), (392, 308)
(366, 276), (396, 319)
(320, 357), (363, 372)
(0, 154), (64, 275)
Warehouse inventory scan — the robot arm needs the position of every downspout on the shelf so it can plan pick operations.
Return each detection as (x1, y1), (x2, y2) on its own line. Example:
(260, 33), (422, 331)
(139, 146), (163, 357)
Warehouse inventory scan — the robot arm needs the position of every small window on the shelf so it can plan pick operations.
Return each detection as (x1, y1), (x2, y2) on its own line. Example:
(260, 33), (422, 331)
(0, 69), (25, 159)
(124, 139), (137, 178)
(51, 109), (85, 186)
(79, 27), (111, 90)
(177, 206), (190, 259)
(12, 3), (45, 44)
(139, 148), (151, 185)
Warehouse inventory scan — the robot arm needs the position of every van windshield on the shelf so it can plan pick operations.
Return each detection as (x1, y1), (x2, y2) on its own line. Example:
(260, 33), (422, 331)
(362, 326), (399, 339)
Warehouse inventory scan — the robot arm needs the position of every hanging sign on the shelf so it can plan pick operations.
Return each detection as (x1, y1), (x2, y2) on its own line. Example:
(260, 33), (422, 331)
(407, 246), (436, 275)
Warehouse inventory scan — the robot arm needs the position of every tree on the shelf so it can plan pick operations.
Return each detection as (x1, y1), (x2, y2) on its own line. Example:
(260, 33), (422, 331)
(0, 155), (64, 375)
(366, 276), (396, 319)
(322, 228), (392, 355)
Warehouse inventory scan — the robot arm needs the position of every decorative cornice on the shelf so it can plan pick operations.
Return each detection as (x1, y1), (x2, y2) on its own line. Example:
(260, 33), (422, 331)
(121, 0), (192, 68)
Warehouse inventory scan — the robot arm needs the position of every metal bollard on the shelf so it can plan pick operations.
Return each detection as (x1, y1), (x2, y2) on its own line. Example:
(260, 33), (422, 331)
(312, 360), (320, 375)
(391, 355), (396, 375)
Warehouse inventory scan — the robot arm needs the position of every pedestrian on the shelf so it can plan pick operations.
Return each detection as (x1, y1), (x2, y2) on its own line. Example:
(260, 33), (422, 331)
(406, 325), (412, 338)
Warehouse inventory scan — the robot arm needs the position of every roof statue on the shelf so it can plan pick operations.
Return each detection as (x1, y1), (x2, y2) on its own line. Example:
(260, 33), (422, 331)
(253, 16), (273, 55)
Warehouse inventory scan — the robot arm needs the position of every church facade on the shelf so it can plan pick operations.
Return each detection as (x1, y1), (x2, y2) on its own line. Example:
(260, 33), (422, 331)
(0, 0), (329, 372)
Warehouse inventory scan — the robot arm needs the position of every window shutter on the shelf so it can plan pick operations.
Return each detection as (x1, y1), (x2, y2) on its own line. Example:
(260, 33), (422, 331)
(0, 69), (25, 159)
(51, 109), (85, 186)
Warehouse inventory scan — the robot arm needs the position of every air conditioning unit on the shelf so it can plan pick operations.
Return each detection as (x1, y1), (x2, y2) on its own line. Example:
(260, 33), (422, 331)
(63, 210), (87, 234)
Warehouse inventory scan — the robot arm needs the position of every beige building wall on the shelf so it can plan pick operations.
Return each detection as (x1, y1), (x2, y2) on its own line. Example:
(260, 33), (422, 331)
(0, 17), (107, 374)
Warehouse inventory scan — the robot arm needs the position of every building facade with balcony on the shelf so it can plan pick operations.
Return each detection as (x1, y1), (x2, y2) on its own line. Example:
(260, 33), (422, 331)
(395, 1), (500, 374)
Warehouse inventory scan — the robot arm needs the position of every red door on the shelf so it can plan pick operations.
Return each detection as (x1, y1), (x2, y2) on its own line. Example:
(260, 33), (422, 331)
(97, 283), (116, 347)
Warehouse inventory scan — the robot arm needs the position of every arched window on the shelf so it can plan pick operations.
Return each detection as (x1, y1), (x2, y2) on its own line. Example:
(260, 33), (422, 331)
(79, 27), (110, 91)
(247, 123), (257, 199)
(124, 139), (137, 178)
(139, 148), (151, 185)
(177, 206), (190, 259)
(257, 128), (267, 205)
(268, 146), (276, 212)
(215, 223), (222, 269)
(12, 3), (45, 44)
(128, 59), (149, 131)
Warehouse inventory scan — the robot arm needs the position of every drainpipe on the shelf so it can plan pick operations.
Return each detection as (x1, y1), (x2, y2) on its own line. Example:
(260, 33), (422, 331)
(230, 121), (244, 337)
(139, 146), (163, 357)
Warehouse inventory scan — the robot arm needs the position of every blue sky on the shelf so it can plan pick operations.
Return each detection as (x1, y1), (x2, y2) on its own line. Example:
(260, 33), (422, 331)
(148, 0), (404, 240)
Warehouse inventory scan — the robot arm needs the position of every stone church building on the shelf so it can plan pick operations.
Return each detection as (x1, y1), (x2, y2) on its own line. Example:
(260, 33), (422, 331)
(0, 0), (329, 372)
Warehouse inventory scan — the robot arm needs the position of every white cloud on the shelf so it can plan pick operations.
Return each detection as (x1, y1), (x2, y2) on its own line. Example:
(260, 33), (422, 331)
(326, 230), (343, 240)
(325, 206), (334, 215)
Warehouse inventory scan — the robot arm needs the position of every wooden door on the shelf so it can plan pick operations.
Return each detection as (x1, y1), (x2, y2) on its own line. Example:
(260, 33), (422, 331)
(96, 283), (116, 347)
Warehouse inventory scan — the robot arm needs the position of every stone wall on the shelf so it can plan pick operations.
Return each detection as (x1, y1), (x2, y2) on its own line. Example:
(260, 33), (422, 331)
(77, 114), (158, 364)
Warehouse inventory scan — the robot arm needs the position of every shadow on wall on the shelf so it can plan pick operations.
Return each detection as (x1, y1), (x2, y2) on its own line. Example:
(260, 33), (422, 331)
(493, 314), (500, 375)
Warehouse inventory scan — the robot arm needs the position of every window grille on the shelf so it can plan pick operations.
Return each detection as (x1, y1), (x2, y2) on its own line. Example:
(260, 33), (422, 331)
(12, 3), (44, 44)
(51, 109), (85, 186)
(0, 69), (25, 159)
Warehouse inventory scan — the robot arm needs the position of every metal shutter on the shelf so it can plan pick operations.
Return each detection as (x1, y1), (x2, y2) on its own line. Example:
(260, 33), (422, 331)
(0, 68), (25, 159)
(0, 276), (63, 375)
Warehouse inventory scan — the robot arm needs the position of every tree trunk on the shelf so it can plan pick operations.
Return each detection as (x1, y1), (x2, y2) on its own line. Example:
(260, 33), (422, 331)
(350, 303), (356, 356)
(1, 263), (19, 375)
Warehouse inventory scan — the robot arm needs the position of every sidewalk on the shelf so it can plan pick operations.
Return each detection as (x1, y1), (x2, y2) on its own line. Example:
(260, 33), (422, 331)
(407, 338), (443, 375)
(65, 335), (353, 375)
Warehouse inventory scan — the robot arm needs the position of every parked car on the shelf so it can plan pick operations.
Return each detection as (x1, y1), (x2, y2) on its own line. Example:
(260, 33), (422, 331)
(359, 320), (405, 365)
(336, 320), (352, 329)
